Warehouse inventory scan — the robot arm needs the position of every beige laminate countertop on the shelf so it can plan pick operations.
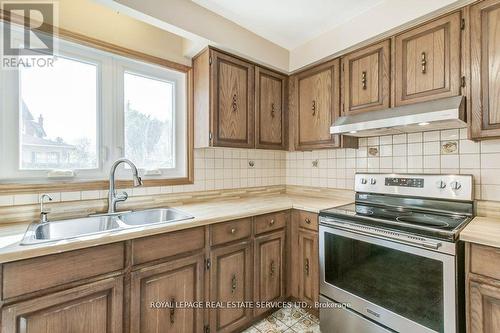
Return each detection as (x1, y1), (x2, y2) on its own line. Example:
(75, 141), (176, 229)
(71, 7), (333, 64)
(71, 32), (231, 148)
(0, 194), (352, 264)
(460, 216), (500, 249)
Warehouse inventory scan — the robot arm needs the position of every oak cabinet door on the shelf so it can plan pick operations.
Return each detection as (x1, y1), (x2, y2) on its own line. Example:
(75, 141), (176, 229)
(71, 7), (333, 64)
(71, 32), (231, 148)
(211, 50), (255, 148)
(296, 59), (342, 150)
(254, 230), (286, 316)
(395, 12), (462, 106)
(210, 241), (253, 333)
(1, 277), (123, 333)
(130, 255), (204, 333)
(470, 0), (500, 139)
(342, 40), (391, 115)
(255, 67), (287, 150)
(298, 229), (319, 307)
(469, 279), (500, 333)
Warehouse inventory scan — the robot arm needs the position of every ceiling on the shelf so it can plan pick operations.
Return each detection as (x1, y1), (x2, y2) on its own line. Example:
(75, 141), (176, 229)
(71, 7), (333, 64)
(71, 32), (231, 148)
(191, 0), (385, 50)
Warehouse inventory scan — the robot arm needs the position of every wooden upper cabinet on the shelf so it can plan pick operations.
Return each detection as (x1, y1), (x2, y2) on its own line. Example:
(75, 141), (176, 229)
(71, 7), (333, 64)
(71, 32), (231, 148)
(255, 67), (287, 149)
(395, 12), (462, 106)
(469, 0), (500, 139)
(210, 241), (253, 333)
(1, 277), (123, 333)
(212, 50), (255, 148)
(293, 59), (356, 150)
(341, 40), (391, 115)
(130, 255), (204, 333)
(254, 230), (286, 316)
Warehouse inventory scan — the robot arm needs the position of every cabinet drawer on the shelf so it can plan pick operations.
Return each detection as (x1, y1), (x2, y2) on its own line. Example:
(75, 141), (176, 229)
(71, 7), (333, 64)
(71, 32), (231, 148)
(470, 243), (500, 280)
(210, 218), (252, 246)
(3, 243), (125, 299)
(132, 227), (205, 265)
(255, 211), (288, 235)
(297, 211), (318, 231)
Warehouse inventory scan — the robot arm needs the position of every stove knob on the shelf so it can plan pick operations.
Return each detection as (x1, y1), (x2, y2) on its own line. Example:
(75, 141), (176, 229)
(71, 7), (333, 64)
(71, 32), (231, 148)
(437, 180), (447, 189)
(370, 178), (377, 185)
(360, 178), (368, 184)
(450, 181), (462, 190)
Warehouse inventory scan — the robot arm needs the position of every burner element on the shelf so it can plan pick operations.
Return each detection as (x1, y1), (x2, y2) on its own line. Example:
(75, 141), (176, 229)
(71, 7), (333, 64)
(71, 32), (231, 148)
(396, 215), (450, 228)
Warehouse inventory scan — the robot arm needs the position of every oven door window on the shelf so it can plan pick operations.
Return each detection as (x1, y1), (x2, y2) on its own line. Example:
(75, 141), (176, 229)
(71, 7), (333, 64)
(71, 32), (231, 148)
(324, 233), (444, 332)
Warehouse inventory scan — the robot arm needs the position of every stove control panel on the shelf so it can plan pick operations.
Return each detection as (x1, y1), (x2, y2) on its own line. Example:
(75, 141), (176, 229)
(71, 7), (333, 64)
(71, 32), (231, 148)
(385, 177), (424, 188)
(355, 173), (473, 201)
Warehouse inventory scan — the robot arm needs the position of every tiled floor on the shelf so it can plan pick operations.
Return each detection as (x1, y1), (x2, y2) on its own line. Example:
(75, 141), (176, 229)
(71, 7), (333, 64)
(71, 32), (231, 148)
(242, 306), (320, 333)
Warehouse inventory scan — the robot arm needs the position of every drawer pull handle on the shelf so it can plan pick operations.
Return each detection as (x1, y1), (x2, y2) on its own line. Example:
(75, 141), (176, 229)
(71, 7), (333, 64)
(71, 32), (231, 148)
(230, 228), (236, 234)
(305, 218), (311, 224)
(361, 71), (367, 90)
(231, 274), (237, 293)
(269, 219), (275, 226)
(421, 52), (427, 74)
(305, 258), (310, 276)
(170, 297), (176, 324)
(232, 94), (238, 112)
(270, 260), (276, 276)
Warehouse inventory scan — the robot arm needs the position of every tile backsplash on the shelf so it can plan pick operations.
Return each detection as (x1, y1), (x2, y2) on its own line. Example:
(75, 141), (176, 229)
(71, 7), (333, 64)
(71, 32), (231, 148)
(0, 148), (286, 207)
(1, 128), (499, 207)
(286, 129), (499, 201)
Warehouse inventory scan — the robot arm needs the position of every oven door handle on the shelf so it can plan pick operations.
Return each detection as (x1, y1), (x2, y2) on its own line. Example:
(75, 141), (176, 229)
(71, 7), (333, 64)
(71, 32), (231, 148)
(320, 217), (443, 250)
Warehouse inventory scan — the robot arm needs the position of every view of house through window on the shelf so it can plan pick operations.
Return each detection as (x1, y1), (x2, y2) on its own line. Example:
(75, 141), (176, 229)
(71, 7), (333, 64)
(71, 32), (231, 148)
(19, 56), (98, 170)
(124, 72), (175, 170)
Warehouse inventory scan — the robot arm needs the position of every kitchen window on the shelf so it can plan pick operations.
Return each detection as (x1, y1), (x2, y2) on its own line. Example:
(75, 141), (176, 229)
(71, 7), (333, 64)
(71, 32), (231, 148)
(0, 28), (189, 183)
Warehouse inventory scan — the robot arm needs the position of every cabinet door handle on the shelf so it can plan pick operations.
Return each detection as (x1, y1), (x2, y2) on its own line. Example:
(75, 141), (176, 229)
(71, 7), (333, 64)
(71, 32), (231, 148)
(170, 297), (175, 324)
(312, 100), (316, 116)
(305, 218), (311, 224)
(232, 94), (238, 112)
(271, 103), (276, 118)
(231, 274), (237, 293)
(305, 258), (310, 276)
(270, 260), (276, 277)
(361, 71), (367, 90)
(421, 52), (427, 74)
(230, 228), (236, 234)
(269, 219), (275, 226)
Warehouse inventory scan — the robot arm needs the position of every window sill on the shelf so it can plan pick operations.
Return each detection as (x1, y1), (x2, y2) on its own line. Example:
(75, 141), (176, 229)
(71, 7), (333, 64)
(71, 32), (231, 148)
(0, 176), (194, 195)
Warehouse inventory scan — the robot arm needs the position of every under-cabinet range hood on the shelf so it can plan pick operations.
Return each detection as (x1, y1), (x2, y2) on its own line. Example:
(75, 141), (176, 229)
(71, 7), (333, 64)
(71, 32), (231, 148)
(330, 96), (466, 137)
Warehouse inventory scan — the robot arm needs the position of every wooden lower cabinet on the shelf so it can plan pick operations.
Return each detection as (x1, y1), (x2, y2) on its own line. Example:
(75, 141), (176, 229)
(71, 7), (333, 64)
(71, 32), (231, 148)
(254, 230), (286, 316)
(1, 277), (123, 333)
(130, 254), (205, 333)
(469, 279), (500, 333)
(298, 229), (319, 307)
(209, 241), (253, 333)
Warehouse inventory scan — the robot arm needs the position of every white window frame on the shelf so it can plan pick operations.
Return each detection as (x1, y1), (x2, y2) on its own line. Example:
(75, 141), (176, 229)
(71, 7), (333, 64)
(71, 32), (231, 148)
(0, 27), (188, 183)
(114, 57), (187, 180)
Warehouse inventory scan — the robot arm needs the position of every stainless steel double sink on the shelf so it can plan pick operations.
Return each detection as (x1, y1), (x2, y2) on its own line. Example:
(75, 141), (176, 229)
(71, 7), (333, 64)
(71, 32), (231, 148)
(20, 208), (194, 245)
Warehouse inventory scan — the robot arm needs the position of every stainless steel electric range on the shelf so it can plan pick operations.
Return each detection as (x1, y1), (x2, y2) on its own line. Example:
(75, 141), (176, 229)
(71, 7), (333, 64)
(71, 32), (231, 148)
(319, 173), (474, 333)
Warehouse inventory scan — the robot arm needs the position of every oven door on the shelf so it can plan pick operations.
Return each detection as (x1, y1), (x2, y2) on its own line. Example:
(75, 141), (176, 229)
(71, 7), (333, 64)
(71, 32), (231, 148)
(319, 223), (456, 333)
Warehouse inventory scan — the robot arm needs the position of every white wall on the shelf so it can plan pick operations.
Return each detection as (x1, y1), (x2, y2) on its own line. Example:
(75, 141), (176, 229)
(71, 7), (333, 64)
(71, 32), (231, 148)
(102, 0), (290, 72)
(56, 0), (190, 66)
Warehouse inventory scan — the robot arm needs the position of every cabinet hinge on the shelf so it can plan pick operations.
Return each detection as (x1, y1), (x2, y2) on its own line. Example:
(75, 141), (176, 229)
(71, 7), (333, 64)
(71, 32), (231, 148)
(209, 56), (212, 65)
(205, 258), (211, 270)
(461, 18), (465, 30)
(209, 132), (213, 141)
(342, 63), (344, 72)
(204, 325), (210, 333)
(342, 103), (344, 112)
(461, 76), (466, 88)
